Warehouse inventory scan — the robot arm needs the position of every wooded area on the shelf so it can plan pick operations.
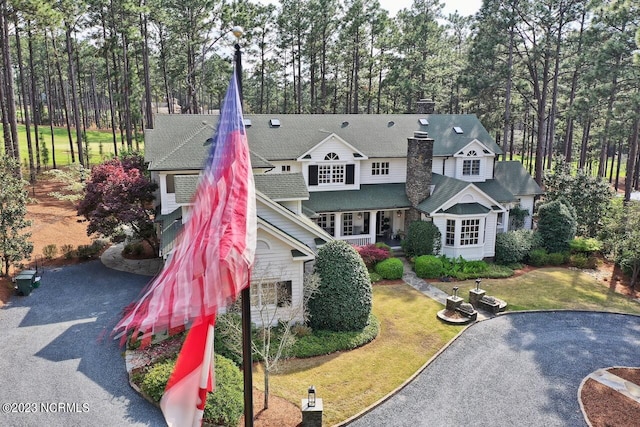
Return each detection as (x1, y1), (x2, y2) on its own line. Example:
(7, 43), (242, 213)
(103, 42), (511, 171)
(0, 0), (638, 198)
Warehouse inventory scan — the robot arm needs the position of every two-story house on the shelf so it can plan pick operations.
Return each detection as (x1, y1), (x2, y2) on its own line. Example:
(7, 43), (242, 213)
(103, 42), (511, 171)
(145, 110), (542, 322)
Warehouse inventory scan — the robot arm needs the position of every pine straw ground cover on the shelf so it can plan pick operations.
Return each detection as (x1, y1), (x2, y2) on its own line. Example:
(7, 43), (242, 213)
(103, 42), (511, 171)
(252, 284), (463, 426)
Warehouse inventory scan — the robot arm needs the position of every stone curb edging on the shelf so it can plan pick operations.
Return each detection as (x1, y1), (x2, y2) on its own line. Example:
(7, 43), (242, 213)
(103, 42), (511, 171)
(578, 366), (640, 427)
(333, 310), (640, 427)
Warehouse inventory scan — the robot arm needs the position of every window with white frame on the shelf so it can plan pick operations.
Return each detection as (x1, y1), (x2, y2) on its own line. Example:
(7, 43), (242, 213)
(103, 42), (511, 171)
(460, 219), (480, 245)
(324, 152), (339, 160)
(463, 150), (480, 176)
(281, 165), (291, 172)
(342, 212), (353, 236)
(371, 162), (389, 175)
(318, 152), (345, 184)
(250, 280), (292, 307)
(314, 213), (335, 235)
(446, 219), (455, 246)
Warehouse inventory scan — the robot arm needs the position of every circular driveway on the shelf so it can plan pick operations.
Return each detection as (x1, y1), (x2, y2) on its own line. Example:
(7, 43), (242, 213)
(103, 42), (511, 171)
(349, 311), (640, 427)
(0, 261), (165, 427)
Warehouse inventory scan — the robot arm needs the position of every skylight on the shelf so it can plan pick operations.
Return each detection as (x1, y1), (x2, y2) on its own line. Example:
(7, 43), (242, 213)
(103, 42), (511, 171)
(269, 118), (281, 127)
(244, 118), (252, 127)
(453, 126), (464, 134)
(419, 118), (429, 126)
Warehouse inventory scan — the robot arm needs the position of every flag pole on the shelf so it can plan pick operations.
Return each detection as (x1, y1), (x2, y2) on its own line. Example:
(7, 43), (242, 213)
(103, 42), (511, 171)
(233, 26), (254, 427)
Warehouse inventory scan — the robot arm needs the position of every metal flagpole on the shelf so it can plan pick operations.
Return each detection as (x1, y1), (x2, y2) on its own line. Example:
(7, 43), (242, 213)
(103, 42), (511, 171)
(233, 26), (254, 427)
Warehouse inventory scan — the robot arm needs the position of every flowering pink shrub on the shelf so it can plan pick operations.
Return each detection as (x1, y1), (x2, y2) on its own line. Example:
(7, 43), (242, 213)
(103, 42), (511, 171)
(355, 244), (391, 268)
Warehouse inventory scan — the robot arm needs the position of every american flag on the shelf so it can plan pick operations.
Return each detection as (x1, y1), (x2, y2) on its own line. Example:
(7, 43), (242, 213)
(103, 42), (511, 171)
(114, 71), (256, 427)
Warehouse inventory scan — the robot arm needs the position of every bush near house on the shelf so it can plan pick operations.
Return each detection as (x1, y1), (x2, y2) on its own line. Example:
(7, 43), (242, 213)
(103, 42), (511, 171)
(414, 255), (443, 279)
(354, 244), (390, 269)
(537, 199), (577, 254)
(374, 258), (404, 280)
(309, 240), (372, 332)
(139, 354), (243, 427)
(402, 220), (441, 258)
(569, 237), (603, 254)
(495, 229), (538, 265)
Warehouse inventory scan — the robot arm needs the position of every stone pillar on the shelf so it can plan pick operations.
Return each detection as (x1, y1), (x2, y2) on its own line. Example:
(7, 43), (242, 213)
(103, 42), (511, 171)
(469, 288), (486, 308)
(301, 398), (323, 427)
(417, 99), (436, 114)
(405, 131), (434, 231)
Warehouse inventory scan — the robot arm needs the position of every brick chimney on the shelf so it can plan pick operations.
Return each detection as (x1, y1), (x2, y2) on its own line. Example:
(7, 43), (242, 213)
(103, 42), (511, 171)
(405, 131), (434, 230)
(417, 99), (436, 114)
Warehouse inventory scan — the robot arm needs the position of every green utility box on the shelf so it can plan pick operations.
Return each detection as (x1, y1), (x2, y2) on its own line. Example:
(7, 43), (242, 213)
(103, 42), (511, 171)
(15, 270), (36, 296)
(21, 270), (39, 288)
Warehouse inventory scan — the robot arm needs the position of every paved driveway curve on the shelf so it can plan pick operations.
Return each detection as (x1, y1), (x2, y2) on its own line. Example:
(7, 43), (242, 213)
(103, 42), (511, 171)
(349, 311), (640, 427)
(0, 261), (165, 427)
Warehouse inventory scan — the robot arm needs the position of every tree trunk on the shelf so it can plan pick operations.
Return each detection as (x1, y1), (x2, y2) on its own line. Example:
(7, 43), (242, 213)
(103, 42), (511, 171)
(502, 18), (514, 161)
(14, 16), (36, 183)
(65, 22), (84, 166)
(26, 21), (41, 172)
(263, 366), (269, 410)
(43, 33), (57, 169)
(1, 1), (21, 170)
(140, 5), (153, 129)
(50, 31), (75, 164)
(624, 116), (639, 202)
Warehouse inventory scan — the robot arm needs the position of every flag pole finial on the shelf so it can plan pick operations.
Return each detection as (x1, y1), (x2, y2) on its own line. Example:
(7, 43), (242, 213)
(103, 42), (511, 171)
(232, 26), (244, 40)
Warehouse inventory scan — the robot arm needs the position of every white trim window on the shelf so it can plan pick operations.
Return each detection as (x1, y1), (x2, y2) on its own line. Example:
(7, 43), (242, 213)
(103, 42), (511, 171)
(314, 213), (335, 235)
(462, 150), (480, 176)
(371, 161), (389, 176)
(251, 280), (293, 307)
(460, 219), (480, 245)
(446, 219), (455, 246)
(343, 212), (353, 236)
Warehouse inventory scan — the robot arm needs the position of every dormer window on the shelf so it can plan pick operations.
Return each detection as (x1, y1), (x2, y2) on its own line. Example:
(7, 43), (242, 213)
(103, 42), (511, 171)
(324, 152), (339, 161)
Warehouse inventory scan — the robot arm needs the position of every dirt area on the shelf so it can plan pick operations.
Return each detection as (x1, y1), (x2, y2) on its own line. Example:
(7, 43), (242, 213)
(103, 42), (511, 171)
(580, 368), (640, 427)
(1, 174), (638, 427)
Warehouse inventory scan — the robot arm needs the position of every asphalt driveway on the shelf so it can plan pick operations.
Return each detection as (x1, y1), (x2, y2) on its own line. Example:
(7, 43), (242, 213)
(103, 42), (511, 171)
(348, 311), (640, 427)
(0, 261), (165, 427)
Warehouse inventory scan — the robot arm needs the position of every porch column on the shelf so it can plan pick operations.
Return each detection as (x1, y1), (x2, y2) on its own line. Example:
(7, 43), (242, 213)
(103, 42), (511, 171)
(335, 212), (342, 239)
(370, 210), (378, 244)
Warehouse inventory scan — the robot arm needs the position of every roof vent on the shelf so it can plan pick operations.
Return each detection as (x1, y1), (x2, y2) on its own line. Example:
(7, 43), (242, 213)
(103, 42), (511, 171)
(341, 121), (349, 127)
(387, 121), (395, 127)
(419, 118), (429, 126)
(244, 118), (252, 127)
(269, 118), (281, 128)
(453, 126), (464, 134)
(413, 131), (429, 139)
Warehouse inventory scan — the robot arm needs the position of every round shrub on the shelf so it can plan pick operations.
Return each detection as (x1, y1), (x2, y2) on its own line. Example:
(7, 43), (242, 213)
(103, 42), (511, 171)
(355, 244), (390, 269)
(309, 240), (372, 332)
(414, 255), (443, 278)
(547, 252), (568, 266)
(527, 248), (548, 267)
(369, 271), (383, 283)
(537, 199), (577, 253)
(495, 229), (537, 265)
(569, 253), (588, 269)
(402, 220), (442, 258)
(374, 258), (404, 280)
(140, 354), (243, 427)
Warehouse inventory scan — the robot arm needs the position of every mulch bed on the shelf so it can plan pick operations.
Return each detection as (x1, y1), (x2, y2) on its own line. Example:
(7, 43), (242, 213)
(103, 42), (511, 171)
(580, 369), (640, 427)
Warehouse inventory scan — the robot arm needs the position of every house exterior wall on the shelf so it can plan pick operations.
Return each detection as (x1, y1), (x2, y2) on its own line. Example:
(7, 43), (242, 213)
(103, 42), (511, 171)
(251, 232), (306, 326)
(304, 137), (362, 192)
(279, 200), (302, 214)
(264, 161), (302, 174)
(360, 158), (407, 184)
(515, 195), (536, 230)
(483, 211), (498, 258)
(256, 198), (323, 252)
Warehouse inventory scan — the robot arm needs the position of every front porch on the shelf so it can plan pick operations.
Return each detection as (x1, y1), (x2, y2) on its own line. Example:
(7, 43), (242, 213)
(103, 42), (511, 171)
(313, 209), (406, 248)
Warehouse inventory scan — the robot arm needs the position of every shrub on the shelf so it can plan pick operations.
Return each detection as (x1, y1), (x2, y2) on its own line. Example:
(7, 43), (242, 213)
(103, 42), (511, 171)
(374, 242), (392, 252)
(374, 258), (404, 280)
(140, 354), (243, 427)
(355, 244), (390, 269)
(291, 314), (380, 358)
(569, 253), (588, 269)
(368, 271), (383, 283)
(547, 252), (568, 266)
(586, 256), (600, 270)
(61, 244), (75, 259)
(537, 199), (577, 253)
(495, 230), (537, 265)
(124, 242), (144, 256)
(569, 237), (603, 254)
(414, 255), (443, 278)
(309, 240), (372, 332)
(528, 248), (548, 267)
(402, 221), (441, 258)
(42, 244), (58, 260)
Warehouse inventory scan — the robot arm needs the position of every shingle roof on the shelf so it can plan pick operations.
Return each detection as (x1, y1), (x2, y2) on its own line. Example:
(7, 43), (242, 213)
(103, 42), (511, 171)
(474, 179), (515, 204)
(253, 173), (309, 200)
(493, 161), (544, 196)
(174, 175), (199, 204)
(303, 183), (411, 213)
(416, 174), (471, 213)
(146, 113), (502, 170)
(440, 203), (491, 215)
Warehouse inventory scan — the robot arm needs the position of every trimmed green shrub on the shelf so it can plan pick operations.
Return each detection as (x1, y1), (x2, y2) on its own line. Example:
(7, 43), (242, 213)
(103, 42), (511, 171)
(374, 258), (404, 280)
(569, 253), (588, 269)
(61, 244), (75, 259)
(42, 244), (58, 259)
(291, 314), (380, 358)
(414, 255), (443, 278)
(528, 248), (548, 267)
(374, 242), (392, 252)
(569, 237), (603, 254)
(140, 354), (243, 427)
(368, 271), (383, 283)
(402, 220), (442, 258)
(309, 240), (372, 332)
(547, 252), (568, 266)
(537, 199), (577, 253)
(495, 229), (537, 265)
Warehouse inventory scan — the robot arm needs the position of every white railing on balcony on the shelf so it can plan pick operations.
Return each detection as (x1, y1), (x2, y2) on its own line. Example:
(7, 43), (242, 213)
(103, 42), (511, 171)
(338, 235), (373, 246)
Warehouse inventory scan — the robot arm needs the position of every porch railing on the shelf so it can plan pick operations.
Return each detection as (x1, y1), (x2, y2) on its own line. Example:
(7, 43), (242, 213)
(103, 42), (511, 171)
(338, 235), (373, 246)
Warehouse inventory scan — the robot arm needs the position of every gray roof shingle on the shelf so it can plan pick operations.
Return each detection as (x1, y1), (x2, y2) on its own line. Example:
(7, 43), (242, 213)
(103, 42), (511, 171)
(253, 173), (309, 200)
(493, 161), (544, 196)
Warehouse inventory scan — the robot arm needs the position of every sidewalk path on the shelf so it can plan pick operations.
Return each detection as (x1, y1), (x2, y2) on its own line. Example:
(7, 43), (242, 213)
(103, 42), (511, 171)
(100, 243), (163, 277)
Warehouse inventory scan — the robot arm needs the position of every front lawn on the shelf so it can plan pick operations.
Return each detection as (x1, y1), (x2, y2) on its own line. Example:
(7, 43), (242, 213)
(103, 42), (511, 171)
(252, 284), (462, 426)
(429, 267), (640, 314)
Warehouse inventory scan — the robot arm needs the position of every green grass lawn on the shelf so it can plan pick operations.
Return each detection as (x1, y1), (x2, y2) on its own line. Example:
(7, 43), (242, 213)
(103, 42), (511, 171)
(253, 284), (463, 426)
(8, 124), (142, 169)
(430, 267), (640, 314)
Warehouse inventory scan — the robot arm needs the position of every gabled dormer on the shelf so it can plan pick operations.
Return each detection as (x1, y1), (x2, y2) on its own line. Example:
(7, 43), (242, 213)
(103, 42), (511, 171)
(452, 139), (495, 182)
(298, 133), (367, 192)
